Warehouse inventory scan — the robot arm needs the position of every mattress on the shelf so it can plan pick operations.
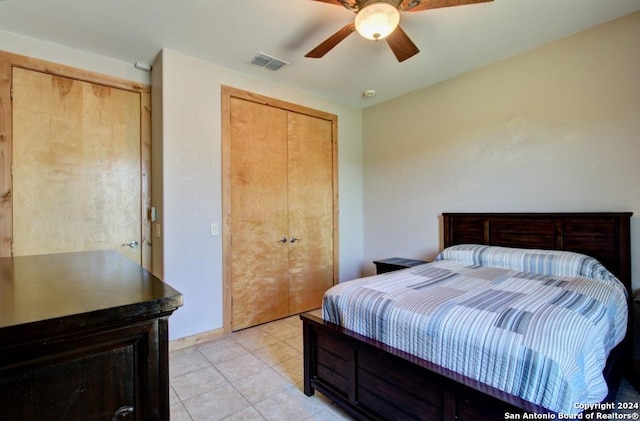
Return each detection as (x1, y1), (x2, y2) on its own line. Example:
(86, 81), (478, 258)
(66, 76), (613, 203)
(322, 245), (628, 414)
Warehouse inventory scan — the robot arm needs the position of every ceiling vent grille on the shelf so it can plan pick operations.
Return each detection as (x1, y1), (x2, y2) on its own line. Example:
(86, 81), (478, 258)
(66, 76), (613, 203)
(251, 52), (289, 71)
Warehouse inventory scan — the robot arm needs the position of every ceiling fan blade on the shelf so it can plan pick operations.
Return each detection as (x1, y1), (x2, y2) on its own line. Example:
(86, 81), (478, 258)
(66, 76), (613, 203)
(385, 26), (420, 62)
(305, 23), (356, 58)
(402, 0), (493, 12)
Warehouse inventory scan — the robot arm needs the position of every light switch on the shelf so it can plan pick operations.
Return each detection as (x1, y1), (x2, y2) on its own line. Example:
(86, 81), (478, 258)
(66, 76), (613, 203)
(210, 223), (219, 236)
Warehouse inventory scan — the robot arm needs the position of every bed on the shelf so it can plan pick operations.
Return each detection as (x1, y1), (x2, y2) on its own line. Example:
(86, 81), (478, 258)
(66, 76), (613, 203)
(301, 212), (633, 420)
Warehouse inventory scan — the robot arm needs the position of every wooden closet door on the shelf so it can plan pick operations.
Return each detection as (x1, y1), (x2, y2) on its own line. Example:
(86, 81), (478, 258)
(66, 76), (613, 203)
(11, 68), (142, 263)
(229, 97), (290, 330)
(287, 112), (334, 314)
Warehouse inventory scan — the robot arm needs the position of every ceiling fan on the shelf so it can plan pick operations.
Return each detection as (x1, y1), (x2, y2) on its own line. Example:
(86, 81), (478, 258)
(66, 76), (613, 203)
(306, 0), (494, 62)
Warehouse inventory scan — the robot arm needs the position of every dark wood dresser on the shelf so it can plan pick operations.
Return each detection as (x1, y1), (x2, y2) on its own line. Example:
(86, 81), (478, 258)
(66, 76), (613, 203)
(0, 250), (183, 421)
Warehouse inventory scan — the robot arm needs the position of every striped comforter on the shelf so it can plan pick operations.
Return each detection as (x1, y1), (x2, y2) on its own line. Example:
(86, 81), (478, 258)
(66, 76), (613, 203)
(322, 245), (628, 414)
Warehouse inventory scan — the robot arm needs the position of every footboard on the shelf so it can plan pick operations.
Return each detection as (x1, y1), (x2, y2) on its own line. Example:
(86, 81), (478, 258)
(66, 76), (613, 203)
(301, 312), (549, 421)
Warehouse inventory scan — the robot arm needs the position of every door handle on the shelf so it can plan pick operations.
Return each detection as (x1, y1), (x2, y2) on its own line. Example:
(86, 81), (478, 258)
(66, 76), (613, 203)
(112, 405), (134, 420)
(277, 237), (288, 243)
(290, 237), (300, 243)
(122, 240), (139, 249)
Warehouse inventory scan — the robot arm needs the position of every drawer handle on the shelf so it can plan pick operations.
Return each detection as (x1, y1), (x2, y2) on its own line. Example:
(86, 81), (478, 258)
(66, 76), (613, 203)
(112, 405), (134, 420)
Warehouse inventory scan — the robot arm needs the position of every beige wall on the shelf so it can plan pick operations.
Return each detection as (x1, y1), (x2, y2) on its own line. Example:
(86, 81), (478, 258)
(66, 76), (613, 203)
(362, 12), (640, 354)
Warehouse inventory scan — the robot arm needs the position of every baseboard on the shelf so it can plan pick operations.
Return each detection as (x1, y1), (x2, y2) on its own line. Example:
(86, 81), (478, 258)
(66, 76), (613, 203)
(169, 327), (226, 352)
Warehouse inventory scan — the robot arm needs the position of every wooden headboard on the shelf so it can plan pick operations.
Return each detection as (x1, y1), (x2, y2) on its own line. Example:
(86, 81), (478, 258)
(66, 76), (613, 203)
(442, 212), (632, 295)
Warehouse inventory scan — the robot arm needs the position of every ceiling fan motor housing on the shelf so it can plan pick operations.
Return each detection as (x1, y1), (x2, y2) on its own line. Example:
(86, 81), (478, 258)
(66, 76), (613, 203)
(356, 0), (403, 9)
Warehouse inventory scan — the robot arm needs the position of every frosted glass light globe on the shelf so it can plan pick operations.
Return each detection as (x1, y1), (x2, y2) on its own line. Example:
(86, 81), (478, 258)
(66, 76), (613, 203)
(354, 2), (400, 40)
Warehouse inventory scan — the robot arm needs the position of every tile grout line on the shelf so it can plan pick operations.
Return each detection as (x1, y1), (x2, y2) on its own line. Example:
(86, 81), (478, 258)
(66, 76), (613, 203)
(169, 313), (346, 421)
(171, 317), (319, 421)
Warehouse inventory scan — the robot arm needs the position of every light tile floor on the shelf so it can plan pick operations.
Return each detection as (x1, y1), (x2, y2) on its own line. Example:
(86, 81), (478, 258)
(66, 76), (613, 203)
(170, 312), (640, 421)
(169, 312), (355, 421)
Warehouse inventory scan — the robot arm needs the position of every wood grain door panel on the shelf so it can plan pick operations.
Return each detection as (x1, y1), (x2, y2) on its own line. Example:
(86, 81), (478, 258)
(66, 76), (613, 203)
(287, 112), (334, 314)
(12, 68), (142, 263)
(229, 97), (290, 330)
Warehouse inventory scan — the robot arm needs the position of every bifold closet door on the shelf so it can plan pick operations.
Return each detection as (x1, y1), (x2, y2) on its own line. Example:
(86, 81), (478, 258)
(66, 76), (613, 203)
(229, 97), (290, 330)
(228, 96), (335, 330)
(287, 112), (334, 314)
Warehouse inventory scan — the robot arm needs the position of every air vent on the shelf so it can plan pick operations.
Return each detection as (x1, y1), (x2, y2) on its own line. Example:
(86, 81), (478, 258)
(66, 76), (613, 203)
(251, 52), (289, 71)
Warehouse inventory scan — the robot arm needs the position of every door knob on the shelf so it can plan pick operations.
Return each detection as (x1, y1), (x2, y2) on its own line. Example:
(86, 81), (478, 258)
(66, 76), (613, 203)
(277, 237), (288, 243)
(290, 237), (300, 243)
(122, 240), (139, 249)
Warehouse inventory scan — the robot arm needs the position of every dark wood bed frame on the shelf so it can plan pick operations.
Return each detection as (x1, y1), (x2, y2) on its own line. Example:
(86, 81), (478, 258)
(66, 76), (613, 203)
(301, 212), (633, 421)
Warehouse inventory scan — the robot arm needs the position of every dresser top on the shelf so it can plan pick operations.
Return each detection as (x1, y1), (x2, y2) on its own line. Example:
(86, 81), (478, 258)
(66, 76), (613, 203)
(0, 250), (182, 335)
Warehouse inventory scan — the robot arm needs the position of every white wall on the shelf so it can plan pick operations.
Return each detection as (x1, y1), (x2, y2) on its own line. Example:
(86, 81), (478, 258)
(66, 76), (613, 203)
(155, 49), (364, 340)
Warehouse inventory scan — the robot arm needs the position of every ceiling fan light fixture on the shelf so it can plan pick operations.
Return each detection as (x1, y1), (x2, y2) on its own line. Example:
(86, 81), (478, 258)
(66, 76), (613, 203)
(354, 1), (400, 40)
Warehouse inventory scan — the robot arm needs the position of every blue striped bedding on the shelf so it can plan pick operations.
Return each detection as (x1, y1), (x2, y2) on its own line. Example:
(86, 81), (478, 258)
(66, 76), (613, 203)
(322, 245), (628, 414)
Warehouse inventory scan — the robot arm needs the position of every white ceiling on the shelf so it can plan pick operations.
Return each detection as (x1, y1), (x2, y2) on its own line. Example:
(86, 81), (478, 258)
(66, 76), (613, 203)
(1, 0), (639, 108)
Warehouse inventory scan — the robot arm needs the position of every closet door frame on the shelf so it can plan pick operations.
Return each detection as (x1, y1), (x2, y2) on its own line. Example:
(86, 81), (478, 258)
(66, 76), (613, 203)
(221, 85), (339, 334)
(0, 51), (152, 270)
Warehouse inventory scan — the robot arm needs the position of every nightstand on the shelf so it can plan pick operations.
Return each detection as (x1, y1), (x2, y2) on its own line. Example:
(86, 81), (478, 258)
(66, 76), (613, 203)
(373, 257), (428, 274)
